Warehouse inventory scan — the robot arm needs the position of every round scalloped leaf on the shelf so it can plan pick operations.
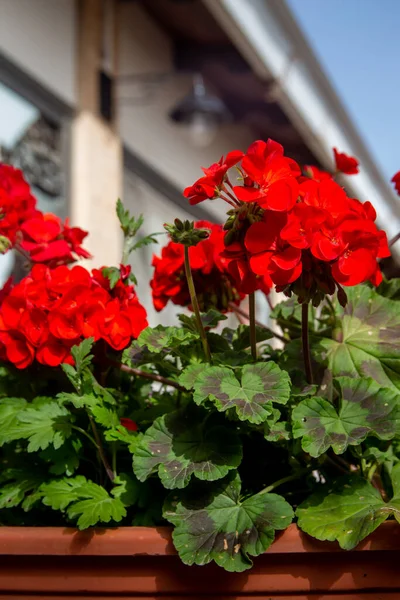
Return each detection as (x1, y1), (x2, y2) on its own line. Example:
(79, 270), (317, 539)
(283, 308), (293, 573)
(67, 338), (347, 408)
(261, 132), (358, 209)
(132, 407), (242, 489)
(137, 325), (198, 353)
(163, 473), (293, 572)
(297, 465), (400, 550)
(315, 286), (400, 391)
(292, 377), (400, 457)
(191, 362), (290, 425)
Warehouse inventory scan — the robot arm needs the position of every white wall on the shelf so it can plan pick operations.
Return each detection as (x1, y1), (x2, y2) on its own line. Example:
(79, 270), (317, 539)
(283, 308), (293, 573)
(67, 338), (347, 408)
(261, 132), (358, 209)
(117, 3), (254, 224)
(0, 0), (76, 106)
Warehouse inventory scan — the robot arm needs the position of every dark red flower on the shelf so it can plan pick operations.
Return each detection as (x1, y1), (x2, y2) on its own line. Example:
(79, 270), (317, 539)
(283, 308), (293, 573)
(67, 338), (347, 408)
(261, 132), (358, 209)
(333, 148), (359, 175)
(120, 418), (138, 432)
(391, 171), (400, 196)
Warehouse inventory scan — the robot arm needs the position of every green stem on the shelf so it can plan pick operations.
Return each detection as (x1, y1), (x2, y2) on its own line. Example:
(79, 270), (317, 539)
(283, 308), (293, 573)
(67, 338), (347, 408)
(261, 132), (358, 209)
(260, 470), (309, 495)
(184, 246), (211, 363)
(368, 462), (378, 482)
(249, 292), (257, 361)
(228, 303), (286, 343)
(71, 425), (98, 449)
(301, 303), (313, 384)
(88, 415), (115, 482)
(111, 444), (117, 478)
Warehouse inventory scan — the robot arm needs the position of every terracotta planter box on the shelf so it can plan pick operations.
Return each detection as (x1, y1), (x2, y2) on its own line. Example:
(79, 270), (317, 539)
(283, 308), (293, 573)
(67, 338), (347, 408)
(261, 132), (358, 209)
(0, 522), (399, 599)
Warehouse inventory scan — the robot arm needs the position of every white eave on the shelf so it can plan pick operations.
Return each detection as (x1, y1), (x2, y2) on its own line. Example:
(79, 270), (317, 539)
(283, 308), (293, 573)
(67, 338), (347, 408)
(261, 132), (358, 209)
(204, 0), (400, 241)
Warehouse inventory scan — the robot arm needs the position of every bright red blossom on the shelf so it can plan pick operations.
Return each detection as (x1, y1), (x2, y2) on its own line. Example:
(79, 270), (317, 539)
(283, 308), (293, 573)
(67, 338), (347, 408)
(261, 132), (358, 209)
(151, 221), (245, 312)
(0, 163), (90, 265)
(183, 151), (243, 206)
(0, 265), (148, 369)
(333, 148), (359, 175)
(183, 140), (389, 302)
(391, 171), (400, 196)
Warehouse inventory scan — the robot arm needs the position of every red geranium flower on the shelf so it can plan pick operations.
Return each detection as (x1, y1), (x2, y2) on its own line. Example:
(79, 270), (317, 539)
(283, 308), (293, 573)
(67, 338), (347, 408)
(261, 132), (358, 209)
(183, 151), (243, 205)
(0, 163), (90, 266)
(391, 171), (400, 196)
(120, 418), (138, 432)
(151, 221), (244, 312)
(233, 139), (300, 211)
(333, 148), (359, 175)
(0, 264), (148, 369)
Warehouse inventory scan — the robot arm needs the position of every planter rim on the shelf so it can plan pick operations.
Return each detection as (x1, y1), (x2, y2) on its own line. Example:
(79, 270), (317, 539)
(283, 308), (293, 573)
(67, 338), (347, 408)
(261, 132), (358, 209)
(0, 522), (398, 556)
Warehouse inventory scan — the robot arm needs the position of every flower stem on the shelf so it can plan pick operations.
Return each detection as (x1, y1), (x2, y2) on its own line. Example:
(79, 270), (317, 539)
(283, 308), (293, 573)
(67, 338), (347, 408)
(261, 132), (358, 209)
(301, 303), (313, 384)
(259, 470), (309, 495)
(88, 415), (115, 482)
(228, 302), (287, 343)
(249, 292), (257, 360)
(107, 358), (186, 391)
(184, 245), (211, 363)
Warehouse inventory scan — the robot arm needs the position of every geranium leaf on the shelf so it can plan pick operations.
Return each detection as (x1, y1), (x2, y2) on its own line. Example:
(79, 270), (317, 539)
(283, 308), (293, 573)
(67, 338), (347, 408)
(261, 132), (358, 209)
(297, 464), (400, 549)
(292, 377), (400, 457)
(138, 325), (197, 353)
(66, 481), (126, 529)
(264, 408), (291, 442)
(179, 309), (227, 332)
(16, 402), (73, 452)
(40, 475), (89, 510)
(0, 470), (42, 510)
(191, 362), (291, 424)
(133, 407), (242, 489)
(0, 398), (27, 446)
(163, 473), (293, 572)
(233, 325), (272, 351)
(315, 286), (400, 391)
(179, 364), (208, 390)
(41, 476), (126, 528)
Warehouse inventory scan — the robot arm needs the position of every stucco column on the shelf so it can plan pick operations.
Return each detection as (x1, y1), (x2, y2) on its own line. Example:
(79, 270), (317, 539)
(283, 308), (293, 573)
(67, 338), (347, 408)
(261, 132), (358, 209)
(70, 0), (122, 268)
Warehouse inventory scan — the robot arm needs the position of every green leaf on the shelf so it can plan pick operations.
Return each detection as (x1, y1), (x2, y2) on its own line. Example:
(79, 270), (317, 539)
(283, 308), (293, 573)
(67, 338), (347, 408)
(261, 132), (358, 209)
(133, 407), (242, 489)
(40, 439), (82, 476)
(130, 232), (163, 251)
(66, 481), (126, 529)
(112, 474), (141, 507)
(0, 398), (27, 446)
(90, 404), (120, 429)
(179, 310), (228, 332)
(71, 338), (94, 374)
(137, 325), (198, 354)
(314, 286), (400, 391)
(102, 266), (121, 289)
(0, 471), (41, 511)
(292, 377), (400, 457)
(297, 464), (400, 549)
(191, 362), (291, 424)
(41, 476), (127, 528)
(164, 473), (293, 572)
(264, 409), (291, 442)
(376, 278), (400, 300)
(17, 401), (73, 452)
(40, 476), (89, 510)
(179, 364), (208, 390)
(233, 325), (272, 352)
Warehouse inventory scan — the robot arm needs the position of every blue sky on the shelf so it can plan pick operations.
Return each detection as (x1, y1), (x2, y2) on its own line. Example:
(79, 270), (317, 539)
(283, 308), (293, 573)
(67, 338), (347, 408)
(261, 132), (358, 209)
(287, 0), (400, 182)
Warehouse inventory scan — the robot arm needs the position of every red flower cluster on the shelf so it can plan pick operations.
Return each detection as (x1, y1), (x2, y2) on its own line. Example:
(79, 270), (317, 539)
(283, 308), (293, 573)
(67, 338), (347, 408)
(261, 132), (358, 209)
(184, 140), (389, 303)
(151, 221), (245, 312)
(392, 171), (400, 196)
(0, 264), (148, 369)
(0, 163), (90, 265)
(183, 151), (243, 206)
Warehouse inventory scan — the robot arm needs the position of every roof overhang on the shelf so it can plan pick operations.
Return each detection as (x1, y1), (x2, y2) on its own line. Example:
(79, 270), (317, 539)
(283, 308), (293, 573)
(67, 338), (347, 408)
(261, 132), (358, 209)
(204, 0), (400, 242)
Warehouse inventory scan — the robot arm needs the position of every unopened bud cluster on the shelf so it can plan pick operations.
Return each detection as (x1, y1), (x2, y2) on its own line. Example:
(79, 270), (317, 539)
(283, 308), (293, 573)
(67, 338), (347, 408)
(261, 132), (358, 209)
(164, 219), (210, 247)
